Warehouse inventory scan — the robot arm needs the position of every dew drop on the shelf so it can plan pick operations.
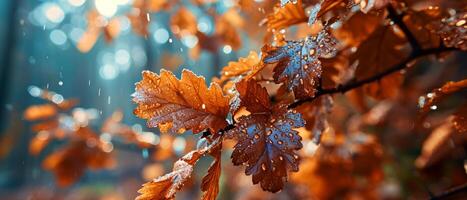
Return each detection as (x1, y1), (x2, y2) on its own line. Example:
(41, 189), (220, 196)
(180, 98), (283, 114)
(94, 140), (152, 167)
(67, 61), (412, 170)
(277, 140), (283, 145)
(261, 163), (267, 171)
(456, 19), (466, 27)
(309, 49), (315, 55)
(279, 156), (283, 161)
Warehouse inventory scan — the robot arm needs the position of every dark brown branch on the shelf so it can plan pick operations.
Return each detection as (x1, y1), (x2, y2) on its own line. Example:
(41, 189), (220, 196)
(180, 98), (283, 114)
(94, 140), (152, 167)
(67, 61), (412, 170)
(429, 182), (467, 200)
(387, 5), (421, 52)
(288, 46), (457, 109)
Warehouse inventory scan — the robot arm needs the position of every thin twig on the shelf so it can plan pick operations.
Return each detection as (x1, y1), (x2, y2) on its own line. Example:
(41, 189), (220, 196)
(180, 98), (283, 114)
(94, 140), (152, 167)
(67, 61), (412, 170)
(288, 46), (457, 109)
(387, 5), (421, 52)
(429, 182), (467, 200)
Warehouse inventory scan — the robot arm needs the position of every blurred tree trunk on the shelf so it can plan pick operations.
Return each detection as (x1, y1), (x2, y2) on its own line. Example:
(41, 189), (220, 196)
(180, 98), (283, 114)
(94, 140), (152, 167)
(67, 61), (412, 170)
(0, 0), (20, 132)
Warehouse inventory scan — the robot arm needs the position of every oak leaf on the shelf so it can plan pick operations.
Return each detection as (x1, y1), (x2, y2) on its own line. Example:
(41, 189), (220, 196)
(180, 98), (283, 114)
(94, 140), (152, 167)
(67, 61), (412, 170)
(136, 140), (220, 200)
(263, 29), (337, 99)
(201, 144), (222, 200)
(133, 69), (230, 134)
(227, 80), (305, 192)
(351, 25), (409, 99)
(266, 0), (307, 32)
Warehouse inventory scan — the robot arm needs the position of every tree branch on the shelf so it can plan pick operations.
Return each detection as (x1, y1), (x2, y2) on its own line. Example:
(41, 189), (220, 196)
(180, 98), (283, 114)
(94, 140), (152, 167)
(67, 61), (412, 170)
(387, 5), (421, 52)
(429, 182), (467, 200)
(288, 46), (458, 109)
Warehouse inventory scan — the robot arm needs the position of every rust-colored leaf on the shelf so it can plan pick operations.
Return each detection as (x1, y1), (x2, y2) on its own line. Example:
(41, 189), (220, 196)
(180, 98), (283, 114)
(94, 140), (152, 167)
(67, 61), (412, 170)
(227, 80), (305, 192)
(266, 0), (307, 32)
(133, 69), (230, 134)
(263, 29), (337, 99)
(201, 144), (222, 200)
(419, 79), (467, 115)
(24, 104), (57, 121)
(351, 25), (409, 99)
(452, 103), (467, 134)
(136, 140), (219, 200)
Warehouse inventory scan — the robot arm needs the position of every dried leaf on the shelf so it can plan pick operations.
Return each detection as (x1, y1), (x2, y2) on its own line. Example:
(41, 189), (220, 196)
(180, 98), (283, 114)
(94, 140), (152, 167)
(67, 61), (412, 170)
(266, 0), (307, 32)
(296, 95), (333, 144)
(351, 25), (409, 99)
(201, 144), (222, 200)
(452, 103), (467, 134)
(43, 140), (114, 187)
(419, 79), (467, 115)
(24, 104), (57, 121)
(133, 69), (230, 134)
(263, 29), (337, 99)
(227, 80), (305, 192)
(137, 140), (219, 200)
(171, 7), (198, 38)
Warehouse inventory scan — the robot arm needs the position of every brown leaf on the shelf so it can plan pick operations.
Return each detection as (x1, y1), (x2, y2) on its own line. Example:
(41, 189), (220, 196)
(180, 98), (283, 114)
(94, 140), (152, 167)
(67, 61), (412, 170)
(227, 80), (305, 193)
(171, 7), (198, 38)
(43, 140), (114, 187)
(296, 95), (333, 144)
(201, 144), (222, 200)
(136, 140), (220, 200)
(415, 119), (467, 168)
(419, 79), (467, 115)
(133, 69), (230, 134)
(333, 11), (383, 47)
(351, 25), (409, 99)
(452, 103), (467, 134)
(235, 79), (271, 113)
(263, 29), (337, 99)
(266, 0), (307, 32)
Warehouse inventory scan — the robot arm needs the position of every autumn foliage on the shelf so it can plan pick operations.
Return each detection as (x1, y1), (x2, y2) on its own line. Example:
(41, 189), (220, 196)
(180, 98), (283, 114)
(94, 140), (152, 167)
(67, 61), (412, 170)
(20, 0), (467, 199)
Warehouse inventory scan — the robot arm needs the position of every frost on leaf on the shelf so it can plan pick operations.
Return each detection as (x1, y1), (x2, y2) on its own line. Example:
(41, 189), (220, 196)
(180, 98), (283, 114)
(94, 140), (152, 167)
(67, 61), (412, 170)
(201, 143), (222, 200)
(266, 0), (307, 32)
(263, 29), (337, 99)
(227, 80), (305, 193)
(133, 69), (230, 134)
(137, 140), (220, 200)
(213, 51), (261, 94)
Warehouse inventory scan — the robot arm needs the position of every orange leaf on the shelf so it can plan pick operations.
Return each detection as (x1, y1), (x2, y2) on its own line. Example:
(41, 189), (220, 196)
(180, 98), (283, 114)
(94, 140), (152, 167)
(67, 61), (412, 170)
(24, 104), (57, 121)
(133, 69), (230, 134)
(266, 0), (307, 32)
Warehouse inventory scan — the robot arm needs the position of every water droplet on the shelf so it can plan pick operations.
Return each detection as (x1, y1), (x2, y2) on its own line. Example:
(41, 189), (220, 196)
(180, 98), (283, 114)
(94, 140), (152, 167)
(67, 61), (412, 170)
(201, 103), (206, 109)
(279, 156), (283, 161)
(266, 130), (272, 136)
(430, 105), (437, 110)
(456, 19), (466, 27)
(277, 140), (283, 145)
(58, 81), (63, 86)
(293, 154), (299, 159)
(309, 49), (315, 55)
(261, 163), (267, 171)
(254, 134), (260, 139)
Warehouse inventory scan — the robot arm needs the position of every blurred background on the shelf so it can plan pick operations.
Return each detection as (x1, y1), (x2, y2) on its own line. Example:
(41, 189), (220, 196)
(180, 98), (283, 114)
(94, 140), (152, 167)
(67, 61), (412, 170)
(0, 0), (466, 200)
(0, 0), (259, 199)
